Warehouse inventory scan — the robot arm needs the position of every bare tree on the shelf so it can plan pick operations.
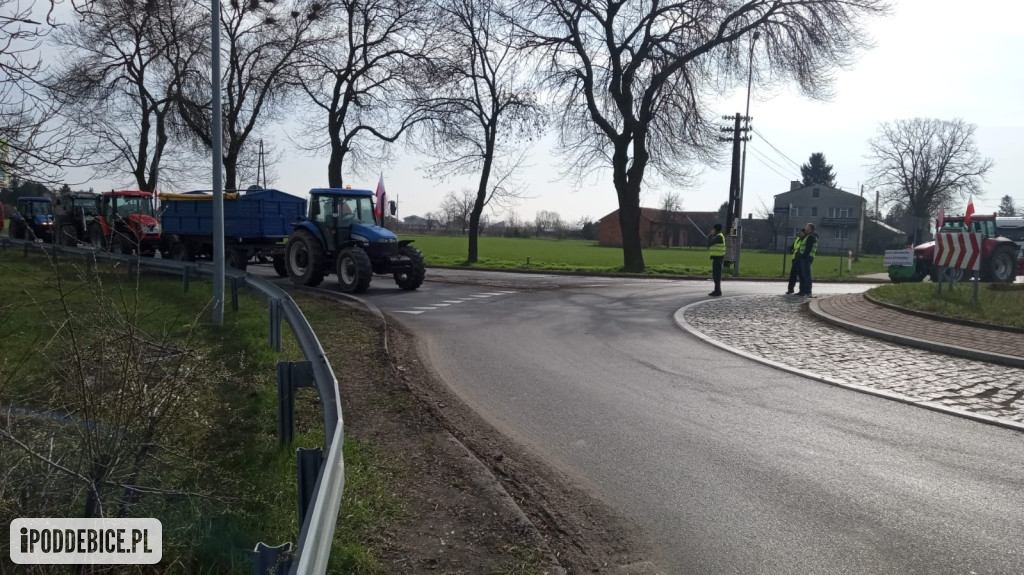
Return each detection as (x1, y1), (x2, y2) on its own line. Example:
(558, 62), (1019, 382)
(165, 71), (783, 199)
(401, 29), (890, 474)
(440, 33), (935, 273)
(1, 0), (87, 184)
(756, 199), (785, 250)
(418, 0), (542, 262)
(516, 0), (889, 272)
(294, 0), (432, 187)
(48, 0), (207, 192)
(176, 0), (328, 189)
(440, 188), (475, 234)
(867, 118), (993, 243)
(534, 209), (561, 237)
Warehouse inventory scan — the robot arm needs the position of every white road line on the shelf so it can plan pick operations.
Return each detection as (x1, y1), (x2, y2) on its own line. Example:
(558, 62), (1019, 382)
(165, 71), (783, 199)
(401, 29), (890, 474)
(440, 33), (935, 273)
(412, 306), (438, 310)
(431, 303), (451, 307)
(478, 292), (509, 296)
(394, 310), (425, 315)
(470, 294), (494, 298)
(442, 300), (464, 304)
(496, 290), (518, 294)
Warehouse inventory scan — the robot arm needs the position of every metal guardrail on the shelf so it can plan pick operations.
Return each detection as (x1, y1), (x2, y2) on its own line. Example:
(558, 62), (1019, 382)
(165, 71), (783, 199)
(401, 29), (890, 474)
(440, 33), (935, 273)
(0, 237), (344, 574)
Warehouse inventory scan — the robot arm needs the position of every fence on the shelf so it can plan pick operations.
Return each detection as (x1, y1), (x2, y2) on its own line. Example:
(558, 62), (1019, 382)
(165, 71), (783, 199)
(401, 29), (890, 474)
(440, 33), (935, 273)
(0, 237), (344, 575)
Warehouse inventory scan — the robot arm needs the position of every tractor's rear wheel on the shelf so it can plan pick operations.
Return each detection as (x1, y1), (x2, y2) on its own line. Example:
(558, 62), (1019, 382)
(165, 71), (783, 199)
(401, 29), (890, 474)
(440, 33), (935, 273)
(58, 225), (77, 246)
(272, 255), (288, 277)
(984, 244), (1018, 283)
(286, 229), (326, 287)
(336, 247), (372, 293)
(393, 245), (426, 290)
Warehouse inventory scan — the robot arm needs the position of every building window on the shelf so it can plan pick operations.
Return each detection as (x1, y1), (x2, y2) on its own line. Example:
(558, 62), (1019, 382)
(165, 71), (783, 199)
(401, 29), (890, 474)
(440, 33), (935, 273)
(791, 206), (800, 217)
(811, 207), (818, 216)
(812, 188), (820, 198)
(828, 207), (851, 218)
(833, 228), (850, 240)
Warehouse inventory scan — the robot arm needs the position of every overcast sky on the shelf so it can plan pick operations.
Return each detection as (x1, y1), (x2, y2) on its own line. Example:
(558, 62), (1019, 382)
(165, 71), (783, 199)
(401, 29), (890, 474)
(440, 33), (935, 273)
(69, 0), (1024, 224)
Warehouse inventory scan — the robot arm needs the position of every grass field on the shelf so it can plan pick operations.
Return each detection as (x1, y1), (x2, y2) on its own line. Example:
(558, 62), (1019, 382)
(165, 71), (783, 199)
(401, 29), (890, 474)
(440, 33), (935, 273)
(0, 249), (393, 572)
(405, 235), (887, 279)
(868, 282), (1024, 329)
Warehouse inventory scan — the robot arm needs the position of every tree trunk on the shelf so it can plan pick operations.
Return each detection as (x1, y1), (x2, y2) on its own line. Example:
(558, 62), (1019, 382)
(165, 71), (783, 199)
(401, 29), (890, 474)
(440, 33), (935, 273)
(612, 138), (646, 273)
(327, 117), (345, 188)
(223, 150), (237, 190)
(468, 147), (495, 263)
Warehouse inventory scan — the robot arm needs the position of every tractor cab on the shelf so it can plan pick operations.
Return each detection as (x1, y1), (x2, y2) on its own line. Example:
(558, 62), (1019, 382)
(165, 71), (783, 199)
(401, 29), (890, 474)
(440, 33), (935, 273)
(307, 188), (397, 251)
(54, 191), (100, 245)
(10, 197), (54, 242)
(92, 191), (162, 255)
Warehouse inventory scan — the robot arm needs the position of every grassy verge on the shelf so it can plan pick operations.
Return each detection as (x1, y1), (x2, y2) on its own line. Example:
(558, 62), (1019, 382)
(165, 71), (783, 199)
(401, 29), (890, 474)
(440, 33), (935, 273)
(404, 235), (885, 279)
(868, 282), (1024, 329)
(0, 249), (396, 573)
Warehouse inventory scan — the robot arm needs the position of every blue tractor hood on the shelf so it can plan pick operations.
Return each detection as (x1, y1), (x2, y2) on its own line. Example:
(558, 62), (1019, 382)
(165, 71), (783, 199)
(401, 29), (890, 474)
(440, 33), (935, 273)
(351, 222), (398, 242)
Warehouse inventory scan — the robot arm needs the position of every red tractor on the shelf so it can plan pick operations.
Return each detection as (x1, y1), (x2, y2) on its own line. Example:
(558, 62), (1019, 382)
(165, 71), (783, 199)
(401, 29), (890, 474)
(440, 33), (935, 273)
(906, 213), (1021, 283)
(88, 190), (162, 256)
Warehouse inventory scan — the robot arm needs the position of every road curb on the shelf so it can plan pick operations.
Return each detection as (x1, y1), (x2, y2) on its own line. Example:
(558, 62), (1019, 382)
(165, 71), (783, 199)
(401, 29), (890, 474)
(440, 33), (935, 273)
(862, 290), (1024, 335)
(673, 299), (1024, 434)
(288, 284), (568, 574)
(428, 264), (879, 284)
(809, 297), (1024, 369)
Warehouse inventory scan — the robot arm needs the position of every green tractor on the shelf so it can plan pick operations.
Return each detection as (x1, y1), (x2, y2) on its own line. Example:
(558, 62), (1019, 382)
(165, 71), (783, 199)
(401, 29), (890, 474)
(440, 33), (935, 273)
(284, 188), (426, 293)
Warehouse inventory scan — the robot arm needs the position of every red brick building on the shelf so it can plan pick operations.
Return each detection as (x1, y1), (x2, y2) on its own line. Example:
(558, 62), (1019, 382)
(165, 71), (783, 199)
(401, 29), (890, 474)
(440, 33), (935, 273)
(598, 208), (719, 248)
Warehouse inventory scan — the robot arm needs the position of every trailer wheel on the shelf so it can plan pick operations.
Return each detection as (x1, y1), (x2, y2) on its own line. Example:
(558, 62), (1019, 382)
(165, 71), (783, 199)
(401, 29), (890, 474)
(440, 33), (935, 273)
(169, 243), (194, 262)
(984, 244), (1018, 283)
(272, 255), (288, 277)
(394, 245), (426, 290)
(336, 247), (372, 293)
(286, 229), (326, 287)
(226, 248), (248, 272)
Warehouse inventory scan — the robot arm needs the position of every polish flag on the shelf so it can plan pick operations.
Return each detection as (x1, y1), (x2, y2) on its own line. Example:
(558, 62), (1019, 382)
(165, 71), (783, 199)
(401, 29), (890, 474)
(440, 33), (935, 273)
(374, 173), (386, 221)
(936, 206), (945, 232)
(964, 195), (975, 229)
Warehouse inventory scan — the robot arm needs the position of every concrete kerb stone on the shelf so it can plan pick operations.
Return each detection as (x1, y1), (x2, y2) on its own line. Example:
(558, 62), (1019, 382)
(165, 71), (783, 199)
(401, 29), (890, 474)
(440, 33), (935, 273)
(673, 299), (1024, 435)
(428, 264), (879, 284)
(808, 298), (1024, 369)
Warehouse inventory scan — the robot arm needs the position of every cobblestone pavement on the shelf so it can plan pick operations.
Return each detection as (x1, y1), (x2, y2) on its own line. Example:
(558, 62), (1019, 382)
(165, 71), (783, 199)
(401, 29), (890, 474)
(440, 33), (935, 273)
(682, 295), (1024, 425)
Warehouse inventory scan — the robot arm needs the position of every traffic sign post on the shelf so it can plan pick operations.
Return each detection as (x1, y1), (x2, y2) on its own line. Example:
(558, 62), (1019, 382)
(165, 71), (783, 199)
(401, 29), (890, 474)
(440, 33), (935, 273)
(776, 204), (790, 276)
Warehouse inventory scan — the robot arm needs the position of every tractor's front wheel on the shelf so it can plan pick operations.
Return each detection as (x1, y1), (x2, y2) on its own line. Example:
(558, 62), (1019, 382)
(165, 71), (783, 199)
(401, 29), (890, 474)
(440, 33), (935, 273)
(58, 225), (78, 247)
(336, 247), (372, 293)
(984, 244), (1018, 283)
(169, 242), (194, 262)
(286, 229), (327, 287)
(394, 245), (426, 290)
(110, 233), (133, 255)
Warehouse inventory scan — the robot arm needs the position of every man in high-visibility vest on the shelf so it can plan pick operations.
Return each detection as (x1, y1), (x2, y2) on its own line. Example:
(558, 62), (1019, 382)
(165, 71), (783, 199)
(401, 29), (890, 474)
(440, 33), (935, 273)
(786, 229), (806, 294)
(797, 223), (818, 297)
(707, 223), (726, 296)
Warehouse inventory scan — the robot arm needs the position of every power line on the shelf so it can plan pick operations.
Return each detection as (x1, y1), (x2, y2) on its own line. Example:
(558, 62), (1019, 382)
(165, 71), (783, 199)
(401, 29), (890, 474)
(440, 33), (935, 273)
(751, 127), (802, 169)
(749, 145), (799, 180)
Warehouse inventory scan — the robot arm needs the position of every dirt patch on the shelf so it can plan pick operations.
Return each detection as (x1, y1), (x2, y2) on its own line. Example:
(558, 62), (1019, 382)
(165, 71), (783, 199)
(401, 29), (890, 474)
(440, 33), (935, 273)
(297, 290), (661, 574)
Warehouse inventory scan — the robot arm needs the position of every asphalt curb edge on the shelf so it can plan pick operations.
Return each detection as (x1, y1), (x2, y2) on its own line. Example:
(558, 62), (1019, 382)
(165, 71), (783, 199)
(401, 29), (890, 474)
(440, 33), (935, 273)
(673, 298), (1024, 434)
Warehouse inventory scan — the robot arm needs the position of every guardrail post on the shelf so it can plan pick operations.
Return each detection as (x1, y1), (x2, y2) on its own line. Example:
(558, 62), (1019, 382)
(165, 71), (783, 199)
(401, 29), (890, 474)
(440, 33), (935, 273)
(252, 542), (293, 575)
(231, 277), (239, 311)
(297, 447), (324, 528)
(183, 265), (191, 293)
(277, 361), (313, 446)
(268, 298), (282, 351)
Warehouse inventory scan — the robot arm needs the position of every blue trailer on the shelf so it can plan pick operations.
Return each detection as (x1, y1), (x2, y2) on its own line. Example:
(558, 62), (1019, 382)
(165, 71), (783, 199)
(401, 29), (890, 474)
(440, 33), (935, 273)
(159, 188), (307, 273)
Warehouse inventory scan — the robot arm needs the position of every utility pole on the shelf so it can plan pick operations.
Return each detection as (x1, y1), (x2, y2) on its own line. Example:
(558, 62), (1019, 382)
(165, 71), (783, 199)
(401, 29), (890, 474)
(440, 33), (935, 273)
(720, 113), (750, 273)
(211, 0), (224, 326)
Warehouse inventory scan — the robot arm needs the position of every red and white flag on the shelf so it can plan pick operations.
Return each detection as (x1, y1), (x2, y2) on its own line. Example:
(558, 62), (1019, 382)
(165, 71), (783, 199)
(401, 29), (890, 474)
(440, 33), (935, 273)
(964, 194), (975, 228)
(936, 206), (945, 232)
(374, 173), (386, 220)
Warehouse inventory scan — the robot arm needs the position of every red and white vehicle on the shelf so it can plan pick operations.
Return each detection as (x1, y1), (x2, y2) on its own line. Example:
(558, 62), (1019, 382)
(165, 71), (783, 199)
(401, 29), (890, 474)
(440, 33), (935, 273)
(88, 190), (162, 256)
(908, 213), (1021, 282)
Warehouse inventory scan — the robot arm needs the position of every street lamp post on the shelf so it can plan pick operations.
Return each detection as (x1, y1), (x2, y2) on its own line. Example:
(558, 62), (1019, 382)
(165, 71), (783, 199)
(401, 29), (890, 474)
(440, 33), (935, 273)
(734, 30), (759, 277)
(211, 0), (225, 325)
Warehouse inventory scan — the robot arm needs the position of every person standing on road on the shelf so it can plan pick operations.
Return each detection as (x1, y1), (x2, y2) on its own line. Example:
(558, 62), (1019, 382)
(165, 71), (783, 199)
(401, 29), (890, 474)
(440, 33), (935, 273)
(797, 223), (818, 297)
(786, 229), (806, 294)
(707, 223), (726, 297)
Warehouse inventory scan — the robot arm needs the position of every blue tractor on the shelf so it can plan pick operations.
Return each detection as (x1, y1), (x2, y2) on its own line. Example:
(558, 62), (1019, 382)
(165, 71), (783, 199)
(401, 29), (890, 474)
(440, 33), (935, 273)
(9, 197), (54, 242)
(284, 188), (426, 292)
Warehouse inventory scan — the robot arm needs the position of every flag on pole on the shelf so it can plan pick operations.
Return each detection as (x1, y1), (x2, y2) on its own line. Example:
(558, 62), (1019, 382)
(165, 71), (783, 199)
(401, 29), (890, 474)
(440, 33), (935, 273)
(936, 206), (945, 232)
(374, 173), (386, 221)
(964, 194), (975, 229)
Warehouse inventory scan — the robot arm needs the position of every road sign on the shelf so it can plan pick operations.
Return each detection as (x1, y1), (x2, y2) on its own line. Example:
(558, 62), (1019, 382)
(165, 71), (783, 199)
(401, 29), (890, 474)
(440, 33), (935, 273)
(934, 232), (982, 271)
(884, 249), (915, 267)
(773, 206), (790, 214)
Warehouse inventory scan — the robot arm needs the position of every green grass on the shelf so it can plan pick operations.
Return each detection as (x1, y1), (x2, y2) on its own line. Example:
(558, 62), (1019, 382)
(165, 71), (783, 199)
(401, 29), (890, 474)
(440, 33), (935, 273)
(868, 282), (1024, 329)
(405, 234), (886, 279)
(0, 249), (396, 573)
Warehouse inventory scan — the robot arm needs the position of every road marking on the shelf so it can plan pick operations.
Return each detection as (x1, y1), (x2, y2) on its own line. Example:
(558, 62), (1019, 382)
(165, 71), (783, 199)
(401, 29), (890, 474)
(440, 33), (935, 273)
(394, 310), (425, 315)
(470, 294), (494, 298)
(479, 292), (509, 296)
(431, 303), (451, 307)
(442, 300), (464, 304)
(412, 306), (438, 310)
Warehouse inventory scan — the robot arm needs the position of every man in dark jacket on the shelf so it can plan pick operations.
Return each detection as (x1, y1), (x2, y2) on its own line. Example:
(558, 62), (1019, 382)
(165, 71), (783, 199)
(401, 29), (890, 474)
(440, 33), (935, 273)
(797, 223), (818, 297)
(707, 223), (726, 296)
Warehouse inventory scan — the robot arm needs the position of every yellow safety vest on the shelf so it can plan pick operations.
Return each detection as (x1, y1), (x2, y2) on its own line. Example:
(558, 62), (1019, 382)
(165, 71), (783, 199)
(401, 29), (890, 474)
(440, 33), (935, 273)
(792, 236), (804, 254)
(709, 233), (727, 257)
(798, 233), (818, 258)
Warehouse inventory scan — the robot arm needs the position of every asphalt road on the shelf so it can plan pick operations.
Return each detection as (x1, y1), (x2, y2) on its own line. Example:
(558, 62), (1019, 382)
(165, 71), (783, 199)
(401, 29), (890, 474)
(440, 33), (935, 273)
(258, 266), (1024, 574)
